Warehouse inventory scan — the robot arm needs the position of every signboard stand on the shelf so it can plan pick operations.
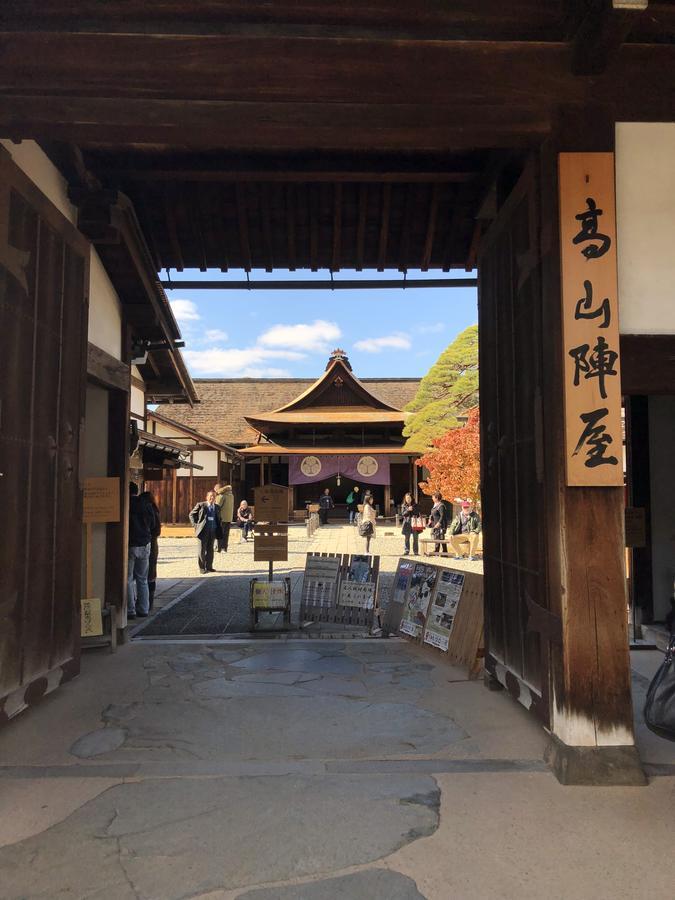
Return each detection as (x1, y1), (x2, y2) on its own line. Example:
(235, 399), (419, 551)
(81, 477), (120, 651)
(250, 485), (291, 629)
(299, 552), (379, 629)
(249, 577), (292, 630)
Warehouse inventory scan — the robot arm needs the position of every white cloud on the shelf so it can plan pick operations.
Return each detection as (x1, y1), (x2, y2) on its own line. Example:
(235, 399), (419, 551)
(183, 346), (304, 376)
(169, 299), (200, 322)
(204, 328), (228, 342)
(416, 322), (445, 335)
(354, 333), (412, 353)
(258, 319), (341, 353)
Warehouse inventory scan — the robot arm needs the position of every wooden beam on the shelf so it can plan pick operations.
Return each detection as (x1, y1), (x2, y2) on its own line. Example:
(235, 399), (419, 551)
(163, 189), (185, 271)
(87, 342), (130, 392)
(286, 184), (297, 271)
(108, 167), (480, 184)
(377, 183), (391, 271)
(620, 334), (675, 395)
(0, 96), (550, 152)
(356, 184), (367, 272)
(234, 182), (252, 271)
(259, 183), (274, 272)
(421, 183), (441, 271)
(397, 184), (415, 273)
(1, 35), (673, 110)
(309, 184), (319, 272)
(570, 0), (644, 75)
(332, 183), (342, 272)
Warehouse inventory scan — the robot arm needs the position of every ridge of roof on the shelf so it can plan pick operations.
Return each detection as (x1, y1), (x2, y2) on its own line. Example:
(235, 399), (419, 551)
(192, 376), (422, 383)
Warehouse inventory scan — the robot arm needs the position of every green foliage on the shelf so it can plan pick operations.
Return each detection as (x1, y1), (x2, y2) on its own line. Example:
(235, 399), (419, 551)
(403, 324), (479, 451)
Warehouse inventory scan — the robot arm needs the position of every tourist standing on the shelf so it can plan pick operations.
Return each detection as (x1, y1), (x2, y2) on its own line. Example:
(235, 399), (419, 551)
(345, 485), (360, 524)
(189, 490), (223, 573)
(127, 482), (154, 619)
(319, 487), (334, 525)
(400, 492), (422, 556)
(449, 501), (482, 560)
(237, 499), (254, 542)
(214, 483), (234, 552)
(428, 491), (449, 554)
(359, 494), (377, 553)
(140, 490), (161, 610)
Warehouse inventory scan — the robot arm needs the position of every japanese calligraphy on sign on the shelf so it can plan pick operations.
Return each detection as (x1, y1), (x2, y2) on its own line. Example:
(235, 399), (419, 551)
(559, 153), (623, 486)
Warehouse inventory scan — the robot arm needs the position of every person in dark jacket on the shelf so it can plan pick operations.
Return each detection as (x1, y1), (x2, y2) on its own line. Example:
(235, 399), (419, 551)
(236, 500), (254, 542)
(319, 487), (334, 525)
(128, 483), (155, 618)
(140, 490), (161, 609)
(189, 490), (223, 573)
(427, 491), (449, 554)
(400, 492), (421, 556)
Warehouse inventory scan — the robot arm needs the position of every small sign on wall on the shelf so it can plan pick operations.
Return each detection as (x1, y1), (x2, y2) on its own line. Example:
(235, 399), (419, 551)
(625, 507), (647, 548)
(559, 153), (623, 487)
(81, 597), (103, 636)
(83, 477), (120, 523)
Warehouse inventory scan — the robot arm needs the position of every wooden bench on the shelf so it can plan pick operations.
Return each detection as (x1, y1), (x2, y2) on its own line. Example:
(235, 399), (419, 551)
(419, 538), (452, 557)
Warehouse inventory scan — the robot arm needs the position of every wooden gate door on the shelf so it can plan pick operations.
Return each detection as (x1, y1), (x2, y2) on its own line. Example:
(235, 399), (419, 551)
(478, 159), (550, 723)
(0, 150), (89, 721)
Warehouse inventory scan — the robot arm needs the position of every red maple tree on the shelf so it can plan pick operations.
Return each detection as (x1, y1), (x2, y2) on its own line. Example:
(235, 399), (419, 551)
(417, 407), (480, 501)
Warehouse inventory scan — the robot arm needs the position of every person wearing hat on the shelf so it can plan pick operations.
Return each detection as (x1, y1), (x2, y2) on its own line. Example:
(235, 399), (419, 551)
(449, 501), (482, 560)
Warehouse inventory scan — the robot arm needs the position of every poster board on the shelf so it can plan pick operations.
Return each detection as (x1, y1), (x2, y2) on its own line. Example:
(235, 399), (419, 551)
(423, 570), (464, 651)
(301, 554), (342, 607)
(83, 477), (120, 523)
(338, 580), (375, 610)
(399, 563), (439, 638)
(382, 559), (415, 635)
(253, 523), (288, 562)
(81, 597), (103, 636)
(445, 571), (484, 675)
(251, 581), (288, 609)
(253, 484), (289, 522)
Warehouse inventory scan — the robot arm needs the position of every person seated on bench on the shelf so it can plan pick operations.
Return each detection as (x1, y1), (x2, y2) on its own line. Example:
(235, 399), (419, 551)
(449, 501), (482, 560)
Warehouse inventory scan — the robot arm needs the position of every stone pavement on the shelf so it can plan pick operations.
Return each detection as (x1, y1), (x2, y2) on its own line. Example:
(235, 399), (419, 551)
(0, 635), (674, 899)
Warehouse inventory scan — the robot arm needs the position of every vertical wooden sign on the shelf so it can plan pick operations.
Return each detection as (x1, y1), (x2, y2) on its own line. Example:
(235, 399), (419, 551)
(559, 153), (623, 486)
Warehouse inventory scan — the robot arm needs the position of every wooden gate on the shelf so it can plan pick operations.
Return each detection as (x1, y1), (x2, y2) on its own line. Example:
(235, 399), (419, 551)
(478, 160), (550, 722)
(0, 150), (89, 721)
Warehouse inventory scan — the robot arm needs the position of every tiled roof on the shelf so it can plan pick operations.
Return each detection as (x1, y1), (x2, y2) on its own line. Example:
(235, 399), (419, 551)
(159, 377), (421, 446)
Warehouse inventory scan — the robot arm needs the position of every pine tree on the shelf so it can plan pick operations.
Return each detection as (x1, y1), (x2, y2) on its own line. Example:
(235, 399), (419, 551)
(403, 324), (478, 451)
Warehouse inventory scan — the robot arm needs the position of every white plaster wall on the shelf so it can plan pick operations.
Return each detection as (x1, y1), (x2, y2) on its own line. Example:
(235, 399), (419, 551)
(88, 253), (123, 359)
(648, 395), (675, 621)
(1, 139), (124, 359)
(616, 123), (675, 335)
(152, 420), (188, 440)
(131, 384), (146, 420)
(82, 384), (109, 602)
(178, 449), (219, 478)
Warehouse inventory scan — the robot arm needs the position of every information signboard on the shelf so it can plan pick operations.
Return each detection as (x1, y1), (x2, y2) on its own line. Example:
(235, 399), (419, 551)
(301, 554), (342, 607)
(83, 477), (120, 523)
(399, 563), (439, 638)
(423, 570), (464, 651)
(81, 597), (103, 636)
(253, 523), (289, 562)
(338, 581), (375, 610)
(251, 581), (288, 609)
(253, 484), (289, 522)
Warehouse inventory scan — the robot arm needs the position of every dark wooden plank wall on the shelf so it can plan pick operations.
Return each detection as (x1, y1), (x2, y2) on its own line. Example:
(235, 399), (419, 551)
(478, 159), (549, 719)
(0, 152), (89, 708)
(147, 476), (219, 525)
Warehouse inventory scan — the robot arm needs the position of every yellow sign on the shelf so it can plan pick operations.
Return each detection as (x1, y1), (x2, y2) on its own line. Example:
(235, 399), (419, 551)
(559, 153), (623, 486)
(253, 484), (289, 522)
(252, 582), (287, 609)
(83, 477), (121, 523)
(81, 597), (103, 636)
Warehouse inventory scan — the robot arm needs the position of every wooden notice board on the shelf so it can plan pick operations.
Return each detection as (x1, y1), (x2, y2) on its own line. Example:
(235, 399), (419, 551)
(558, 153), (623, 486)
(83, 477), (121, 523)
(253, 523), (289, 562)
(625, 507), (647, 548)
(253, 484), (289, 522)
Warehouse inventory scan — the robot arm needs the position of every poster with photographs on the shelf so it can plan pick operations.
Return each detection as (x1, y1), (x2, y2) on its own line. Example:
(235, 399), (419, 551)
(302, 555), (341, 608)
(347, 554), (371, 584)
(399, 563), (439, 638)
(390, 559), (415, 605)
(423, 570), (464, 651)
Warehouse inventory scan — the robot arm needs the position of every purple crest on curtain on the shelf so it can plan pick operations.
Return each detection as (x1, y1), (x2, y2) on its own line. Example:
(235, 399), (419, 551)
(289, 454), (391, 485)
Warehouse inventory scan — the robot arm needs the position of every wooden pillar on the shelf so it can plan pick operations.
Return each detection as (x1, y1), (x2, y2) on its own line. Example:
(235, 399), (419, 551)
(188, 449), (194, 512)
(383, 483), (391, 519)
(171, 467), (178, 524)
(539, 109), (643, 784)
(259, 456), (265, 487)
(104, 385), (130, 625)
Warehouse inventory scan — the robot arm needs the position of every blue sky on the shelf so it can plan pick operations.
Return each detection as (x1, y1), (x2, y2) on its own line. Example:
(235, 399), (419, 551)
(164, 268), (477, 379)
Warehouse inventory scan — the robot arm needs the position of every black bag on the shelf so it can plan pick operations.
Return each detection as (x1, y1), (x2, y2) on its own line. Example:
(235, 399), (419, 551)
(359, 520), (373, 537)
(644, 632), (675, 742)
